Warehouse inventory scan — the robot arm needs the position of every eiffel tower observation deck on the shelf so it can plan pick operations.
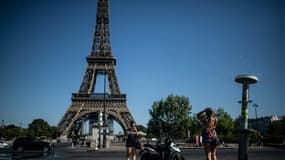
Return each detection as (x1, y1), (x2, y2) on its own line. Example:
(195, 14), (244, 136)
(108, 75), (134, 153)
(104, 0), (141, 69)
(57, 0), (135, 141)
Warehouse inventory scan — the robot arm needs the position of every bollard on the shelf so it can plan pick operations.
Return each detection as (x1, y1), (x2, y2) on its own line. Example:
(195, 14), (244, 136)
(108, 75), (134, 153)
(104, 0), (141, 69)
(196, 135), (199, 146)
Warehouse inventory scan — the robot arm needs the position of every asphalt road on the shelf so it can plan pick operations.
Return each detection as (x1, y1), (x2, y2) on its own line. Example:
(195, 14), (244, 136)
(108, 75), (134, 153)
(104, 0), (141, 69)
(1, 143), (285, 160)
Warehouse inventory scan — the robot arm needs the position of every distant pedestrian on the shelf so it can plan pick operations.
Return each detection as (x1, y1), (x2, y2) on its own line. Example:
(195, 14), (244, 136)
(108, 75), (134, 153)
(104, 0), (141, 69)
(197, 107), (218, 160)
(125, 121), (139, 160)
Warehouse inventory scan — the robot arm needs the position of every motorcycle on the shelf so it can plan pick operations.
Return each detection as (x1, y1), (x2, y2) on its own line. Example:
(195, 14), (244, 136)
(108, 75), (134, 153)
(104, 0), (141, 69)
(139, 137), (185, 160)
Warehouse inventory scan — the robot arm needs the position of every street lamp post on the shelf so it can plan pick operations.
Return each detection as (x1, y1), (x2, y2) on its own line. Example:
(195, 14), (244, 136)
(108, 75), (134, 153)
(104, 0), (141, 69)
(103, 70), (107, 148)
(252, 103), (259, 145)
(235, 74), (258, 160)
(103, 70), (106, 126)
(97, 70), (108, 149)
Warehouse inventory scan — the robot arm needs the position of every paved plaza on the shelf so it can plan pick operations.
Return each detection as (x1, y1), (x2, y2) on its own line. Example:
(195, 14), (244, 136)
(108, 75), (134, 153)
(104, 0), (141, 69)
(1, 142), (285, 160)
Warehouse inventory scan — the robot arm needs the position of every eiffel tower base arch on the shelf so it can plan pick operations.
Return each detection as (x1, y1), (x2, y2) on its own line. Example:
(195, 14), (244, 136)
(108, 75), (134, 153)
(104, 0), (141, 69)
(58, 93), (135, 138)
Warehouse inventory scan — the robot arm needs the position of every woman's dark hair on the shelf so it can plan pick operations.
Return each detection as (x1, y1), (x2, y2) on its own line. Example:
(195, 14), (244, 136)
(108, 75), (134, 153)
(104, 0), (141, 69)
(205, 108), (215, 117)
(130, 121), (135, 126)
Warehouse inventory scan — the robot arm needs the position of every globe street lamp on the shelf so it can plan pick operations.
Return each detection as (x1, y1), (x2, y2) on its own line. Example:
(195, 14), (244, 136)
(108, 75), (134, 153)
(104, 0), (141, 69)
(235, 74), (258, 160)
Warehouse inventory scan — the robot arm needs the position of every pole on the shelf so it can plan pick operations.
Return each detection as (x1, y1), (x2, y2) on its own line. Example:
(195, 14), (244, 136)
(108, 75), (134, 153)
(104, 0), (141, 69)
(103, 70), (107, 148)
(98, 112), (102, 149)
(238, 83), (249, 160)
(235, 74), (258, 160)
(103, 70), (106, 124)
(253, 103), (259, 145)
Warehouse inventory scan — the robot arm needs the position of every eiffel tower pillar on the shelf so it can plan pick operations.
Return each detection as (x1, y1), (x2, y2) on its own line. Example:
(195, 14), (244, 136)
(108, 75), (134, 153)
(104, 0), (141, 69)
(57, 0), (136, 146)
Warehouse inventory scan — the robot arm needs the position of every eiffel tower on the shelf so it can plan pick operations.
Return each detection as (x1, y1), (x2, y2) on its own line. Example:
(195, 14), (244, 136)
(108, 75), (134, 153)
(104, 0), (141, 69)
(58, 0), (135, 137)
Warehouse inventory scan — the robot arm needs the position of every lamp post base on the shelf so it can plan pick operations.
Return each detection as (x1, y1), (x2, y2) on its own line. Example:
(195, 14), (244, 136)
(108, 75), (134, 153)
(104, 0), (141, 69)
(238, 129), (250, 160)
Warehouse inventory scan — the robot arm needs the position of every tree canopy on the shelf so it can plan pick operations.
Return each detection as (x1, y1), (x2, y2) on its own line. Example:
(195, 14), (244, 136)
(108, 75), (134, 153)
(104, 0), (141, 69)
(0, 118), (56, 140)
(147, 94), (192, 139)
(215, 108), (235, 142)
(28, 118), (52, 137)
(215, 108), (234, 136)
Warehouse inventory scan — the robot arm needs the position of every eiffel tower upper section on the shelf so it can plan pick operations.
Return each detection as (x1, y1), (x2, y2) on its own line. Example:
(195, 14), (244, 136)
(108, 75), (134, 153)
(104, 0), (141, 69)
(77, 0), (121, 96)
(89, 0), (113, 61)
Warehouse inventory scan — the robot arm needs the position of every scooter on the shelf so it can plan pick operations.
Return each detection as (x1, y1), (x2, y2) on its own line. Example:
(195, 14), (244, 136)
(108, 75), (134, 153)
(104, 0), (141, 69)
(139, 137), (185, 160)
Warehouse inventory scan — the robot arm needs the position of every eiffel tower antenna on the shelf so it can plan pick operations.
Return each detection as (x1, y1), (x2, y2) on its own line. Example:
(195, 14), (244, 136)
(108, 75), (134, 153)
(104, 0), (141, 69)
(58, 0), (135, 140)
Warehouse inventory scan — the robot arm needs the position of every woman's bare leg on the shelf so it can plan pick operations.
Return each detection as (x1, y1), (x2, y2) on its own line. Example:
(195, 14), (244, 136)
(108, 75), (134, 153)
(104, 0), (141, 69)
(211, 146), (217, 160)
(203, 144), (211, 160)
(126, 147), (132, 160)
(131, 147), (137, 160)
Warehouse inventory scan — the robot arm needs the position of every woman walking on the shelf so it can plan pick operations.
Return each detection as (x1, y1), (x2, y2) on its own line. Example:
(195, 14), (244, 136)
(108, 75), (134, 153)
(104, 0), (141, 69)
(125, 121), (139, 160)
(197, 108), (218, 160)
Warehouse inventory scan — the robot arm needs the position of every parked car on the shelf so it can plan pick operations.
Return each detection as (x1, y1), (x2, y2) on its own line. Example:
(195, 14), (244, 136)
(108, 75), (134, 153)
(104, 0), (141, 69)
(0, 141), (9, 149)
(12, 137), (54, 153)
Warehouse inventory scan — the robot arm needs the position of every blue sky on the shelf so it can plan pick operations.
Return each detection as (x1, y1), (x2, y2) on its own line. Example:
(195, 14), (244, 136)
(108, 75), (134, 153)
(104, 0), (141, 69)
(1, 0), (285, 131)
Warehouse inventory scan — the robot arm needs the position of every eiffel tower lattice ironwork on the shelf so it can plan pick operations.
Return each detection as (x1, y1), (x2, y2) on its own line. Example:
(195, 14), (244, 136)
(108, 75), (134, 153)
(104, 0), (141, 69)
(57, 0), (135, 137)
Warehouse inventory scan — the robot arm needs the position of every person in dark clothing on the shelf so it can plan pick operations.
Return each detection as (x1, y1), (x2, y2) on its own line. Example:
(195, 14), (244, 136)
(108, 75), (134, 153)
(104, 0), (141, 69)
(125, 121), (138, 160)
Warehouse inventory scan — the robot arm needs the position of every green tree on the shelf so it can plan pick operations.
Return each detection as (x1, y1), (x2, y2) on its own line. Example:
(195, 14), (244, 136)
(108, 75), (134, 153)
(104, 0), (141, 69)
(50, 126), (59, 139)
(215, 108), (234, 142)
(190, 114), (202, 136)
(2, 125), (22, 140)
(147, 94), (192, 139)
(28, 119), (51, 137)
(233, 116), (241, 129)
(137, 125), (147, 133)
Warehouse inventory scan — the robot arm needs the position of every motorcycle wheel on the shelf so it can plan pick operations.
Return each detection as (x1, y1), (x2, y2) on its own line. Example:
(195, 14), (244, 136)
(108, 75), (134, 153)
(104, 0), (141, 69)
(171, 154), (185, 160)
(140, 152), (160, 160)
(140, 153), (151, 160)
